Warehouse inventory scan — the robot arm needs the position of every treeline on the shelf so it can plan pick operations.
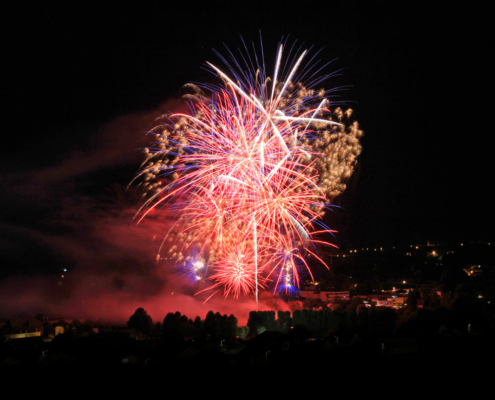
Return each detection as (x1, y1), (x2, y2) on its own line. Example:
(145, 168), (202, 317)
(247, 307), (397, 339)
(127, 307), (397, 341)
(128, 289), (493, 342)
(127, 308), (239, 339)
(162, 311), (238, 338)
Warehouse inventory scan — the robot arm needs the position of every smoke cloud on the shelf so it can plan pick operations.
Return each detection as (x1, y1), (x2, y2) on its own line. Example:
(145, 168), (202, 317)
(0, 100), (287, 325)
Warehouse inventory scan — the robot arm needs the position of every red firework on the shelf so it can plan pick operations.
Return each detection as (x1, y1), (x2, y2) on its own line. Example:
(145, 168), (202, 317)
(134, 41), (362, 299)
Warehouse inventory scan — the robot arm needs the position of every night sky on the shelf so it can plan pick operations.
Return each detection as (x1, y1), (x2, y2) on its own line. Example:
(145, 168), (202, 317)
(1, 2), (493, 280)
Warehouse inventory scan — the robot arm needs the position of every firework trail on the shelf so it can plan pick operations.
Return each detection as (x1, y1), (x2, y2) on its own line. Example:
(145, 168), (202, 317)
(132, 39), (363, 300)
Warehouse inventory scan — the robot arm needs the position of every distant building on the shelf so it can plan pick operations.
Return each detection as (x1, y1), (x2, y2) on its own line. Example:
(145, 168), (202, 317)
(392, 296), (407, 308)
(1, 318), (43, 340)
(375, 298), (394, 308)
(360, 294), (406, 309)
(55, 326), (65, 336)
(325, 291), (350, 302)
(298, 289), (350, 303)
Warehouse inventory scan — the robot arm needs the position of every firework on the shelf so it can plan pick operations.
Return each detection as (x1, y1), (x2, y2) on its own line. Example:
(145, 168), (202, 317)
(133, 39), (362, 300)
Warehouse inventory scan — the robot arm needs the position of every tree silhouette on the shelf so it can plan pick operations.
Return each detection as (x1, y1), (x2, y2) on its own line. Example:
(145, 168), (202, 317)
(127, 307), (153, 335)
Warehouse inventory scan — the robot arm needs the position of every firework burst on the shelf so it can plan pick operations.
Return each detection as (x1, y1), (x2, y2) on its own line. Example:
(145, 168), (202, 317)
(133, 39), (362, 300)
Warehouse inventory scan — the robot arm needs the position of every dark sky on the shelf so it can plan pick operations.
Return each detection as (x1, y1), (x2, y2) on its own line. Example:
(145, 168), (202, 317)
(1, 2), (493, 278)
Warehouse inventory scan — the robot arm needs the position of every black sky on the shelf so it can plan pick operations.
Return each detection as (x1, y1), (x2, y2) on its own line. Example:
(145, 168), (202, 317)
(1, 2), (493, 277)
